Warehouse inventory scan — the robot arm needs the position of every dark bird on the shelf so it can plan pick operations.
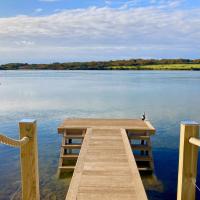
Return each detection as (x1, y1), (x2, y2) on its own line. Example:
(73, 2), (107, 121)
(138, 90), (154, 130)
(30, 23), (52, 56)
(142, 112), (146, 120)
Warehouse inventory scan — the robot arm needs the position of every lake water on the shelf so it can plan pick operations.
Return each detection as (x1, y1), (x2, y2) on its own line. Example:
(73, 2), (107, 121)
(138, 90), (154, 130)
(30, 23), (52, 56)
(0, 70), (200, 200)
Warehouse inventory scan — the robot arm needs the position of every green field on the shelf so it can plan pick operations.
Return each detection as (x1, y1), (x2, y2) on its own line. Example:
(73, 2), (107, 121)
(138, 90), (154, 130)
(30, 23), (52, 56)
(108, 64), (200, 70)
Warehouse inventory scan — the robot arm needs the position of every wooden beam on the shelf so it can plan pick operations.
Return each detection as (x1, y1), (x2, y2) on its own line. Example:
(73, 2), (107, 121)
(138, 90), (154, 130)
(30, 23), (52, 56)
(19, 119), (40, 200)
(177, 121), (199, 200)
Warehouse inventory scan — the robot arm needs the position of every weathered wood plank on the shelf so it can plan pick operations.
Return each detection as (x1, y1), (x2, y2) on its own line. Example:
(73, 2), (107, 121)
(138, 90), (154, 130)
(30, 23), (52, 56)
(66, 128), (147, 200)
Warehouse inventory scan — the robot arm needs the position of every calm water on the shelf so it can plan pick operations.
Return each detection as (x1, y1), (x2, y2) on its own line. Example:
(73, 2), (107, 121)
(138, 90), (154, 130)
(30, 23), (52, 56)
(0, 70), (200, 200)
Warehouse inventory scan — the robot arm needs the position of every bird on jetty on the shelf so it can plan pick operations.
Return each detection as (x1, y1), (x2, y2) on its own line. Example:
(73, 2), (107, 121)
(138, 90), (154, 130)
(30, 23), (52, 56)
(141, 112), (146, 120)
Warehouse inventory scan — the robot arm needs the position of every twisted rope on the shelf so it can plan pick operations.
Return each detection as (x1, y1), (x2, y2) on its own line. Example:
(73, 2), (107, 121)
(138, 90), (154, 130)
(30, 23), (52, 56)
(0, 134), (29, 147)
(189, 137), (200, 147)
(192, 178), (200, 192)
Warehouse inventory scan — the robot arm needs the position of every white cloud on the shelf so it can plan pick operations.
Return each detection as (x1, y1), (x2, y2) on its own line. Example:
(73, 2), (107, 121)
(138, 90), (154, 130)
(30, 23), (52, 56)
(54, 8), (63, 13)
(0, 6), (200, 63)
(15, 40), (35, 46)
(105, 0), (183, 9)
(105, 0), (111, 6)
(34, 8), (43, 13)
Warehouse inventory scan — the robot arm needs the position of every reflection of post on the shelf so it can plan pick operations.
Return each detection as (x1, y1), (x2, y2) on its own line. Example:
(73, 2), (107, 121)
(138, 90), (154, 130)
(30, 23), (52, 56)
(69, 138), (72, 154)
(141, 140), (144, 155)
(19, 119), (40, 200)
(177, 121), (199, 200)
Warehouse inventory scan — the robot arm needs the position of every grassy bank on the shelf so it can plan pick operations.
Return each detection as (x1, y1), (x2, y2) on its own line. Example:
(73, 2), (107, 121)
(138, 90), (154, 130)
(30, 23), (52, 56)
(108, 64), (200, 70)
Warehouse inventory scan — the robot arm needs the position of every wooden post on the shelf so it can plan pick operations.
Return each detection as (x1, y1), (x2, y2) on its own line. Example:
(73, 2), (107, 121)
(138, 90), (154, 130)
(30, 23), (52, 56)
(19, 119), (40, 200)
(177, 121), (199, 200)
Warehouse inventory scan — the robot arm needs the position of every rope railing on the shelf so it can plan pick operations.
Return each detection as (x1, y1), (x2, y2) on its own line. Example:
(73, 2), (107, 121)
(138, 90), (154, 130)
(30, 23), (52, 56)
(192, 178), (200, 193)
(189, 137), (200, 147)
(0, 119), (40, 200)
(177, 121), (200, 200)
(0, 134), (29, 148)
(189, 136), (200, 195)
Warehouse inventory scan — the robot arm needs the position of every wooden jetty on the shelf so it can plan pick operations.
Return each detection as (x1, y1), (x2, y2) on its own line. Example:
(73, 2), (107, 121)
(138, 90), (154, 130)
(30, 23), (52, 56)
(1, 119), (199, 200)
(57, 118), (156, 200)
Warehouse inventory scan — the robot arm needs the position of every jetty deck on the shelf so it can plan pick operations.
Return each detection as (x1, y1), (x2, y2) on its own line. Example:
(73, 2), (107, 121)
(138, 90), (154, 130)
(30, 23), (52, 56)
(58, 119), (155, 200)
(58, 118), (155, 134)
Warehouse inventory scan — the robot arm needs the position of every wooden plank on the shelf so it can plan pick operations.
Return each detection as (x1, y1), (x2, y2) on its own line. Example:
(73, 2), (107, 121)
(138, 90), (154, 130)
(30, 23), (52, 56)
(121, 129), (148, 200)
(177, 121), (199, 200)
(66, 128), (92, 200)
(59, 166), (75, 172)
(58, 136), (65, 174)
(61, 154), (79, 159)
(62, 144), (82, 149)
(134, 155), (152, 161)
(58, 119), (155, 134)
(128, 135), (150, 140)
(138, 167), (152, 171)
(131, 144), (151, 151)
(66, 128), (147, 200)
(64, 135), (84, 139)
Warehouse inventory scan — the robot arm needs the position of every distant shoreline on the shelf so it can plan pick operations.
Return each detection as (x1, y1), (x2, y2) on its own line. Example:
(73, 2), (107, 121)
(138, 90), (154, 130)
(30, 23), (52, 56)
(1, 68), (200, 71)
(1, 59), (200, 70)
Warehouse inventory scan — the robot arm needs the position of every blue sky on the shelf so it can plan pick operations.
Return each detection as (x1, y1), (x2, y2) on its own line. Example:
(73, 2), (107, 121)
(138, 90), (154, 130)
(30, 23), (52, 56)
(1, 0), (200, 17)
(0, 0), (200, 63)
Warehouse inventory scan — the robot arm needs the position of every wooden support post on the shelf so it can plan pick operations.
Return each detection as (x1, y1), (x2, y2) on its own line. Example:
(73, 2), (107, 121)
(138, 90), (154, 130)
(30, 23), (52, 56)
(177, 121), (199, 200)
(19, 119), (40, 200)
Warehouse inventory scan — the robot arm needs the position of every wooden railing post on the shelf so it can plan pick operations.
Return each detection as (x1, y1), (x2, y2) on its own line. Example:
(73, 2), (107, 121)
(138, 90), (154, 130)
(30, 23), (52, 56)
(19, 119), (40, 200)
(177, 121), (199, 200)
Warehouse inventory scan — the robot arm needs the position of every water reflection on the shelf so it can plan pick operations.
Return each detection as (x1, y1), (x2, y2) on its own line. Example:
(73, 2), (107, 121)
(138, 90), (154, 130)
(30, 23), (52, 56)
(0, 70), (200, 199)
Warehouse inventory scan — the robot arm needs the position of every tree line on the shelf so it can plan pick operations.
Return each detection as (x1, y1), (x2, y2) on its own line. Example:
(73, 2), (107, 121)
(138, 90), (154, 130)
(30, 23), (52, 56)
(1, 59), (200, 70)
